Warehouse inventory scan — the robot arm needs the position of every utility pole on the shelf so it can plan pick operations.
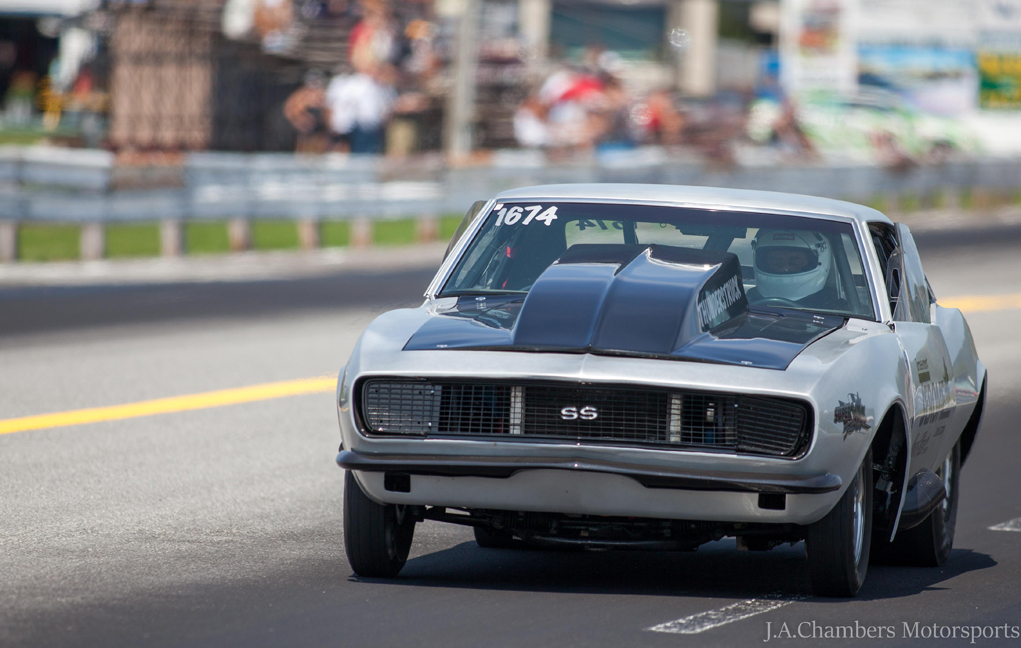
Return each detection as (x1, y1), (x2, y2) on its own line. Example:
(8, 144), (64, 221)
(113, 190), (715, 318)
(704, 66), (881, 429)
(444, 0), (480, 161)
(669, 0), (719, 97)
(518, 0), (551, 68)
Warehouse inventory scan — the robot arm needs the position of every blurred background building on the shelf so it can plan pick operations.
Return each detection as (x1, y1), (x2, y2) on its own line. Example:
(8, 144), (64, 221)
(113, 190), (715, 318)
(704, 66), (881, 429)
(1, 0), (1020, 163)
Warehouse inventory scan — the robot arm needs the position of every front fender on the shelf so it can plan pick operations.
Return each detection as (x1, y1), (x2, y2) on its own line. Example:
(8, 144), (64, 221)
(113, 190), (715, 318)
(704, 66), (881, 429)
(795, 320), (910, 521)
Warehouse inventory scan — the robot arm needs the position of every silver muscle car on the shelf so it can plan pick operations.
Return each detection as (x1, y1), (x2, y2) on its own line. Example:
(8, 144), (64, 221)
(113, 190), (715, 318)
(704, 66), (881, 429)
(336, 184), (986, 597)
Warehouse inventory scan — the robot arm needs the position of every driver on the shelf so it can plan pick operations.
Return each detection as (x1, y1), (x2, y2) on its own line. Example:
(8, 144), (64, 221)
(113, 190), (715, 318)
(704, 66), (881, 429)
(750, 229), (843, 310)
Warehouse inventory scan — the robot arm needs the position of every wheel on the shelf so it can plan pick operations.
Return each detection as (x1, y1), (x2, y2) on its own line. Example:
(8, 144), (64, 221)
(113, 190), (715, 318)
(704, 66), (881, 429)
(805, 449), (873, 597)
(343, 471), (415, 578)
(882, 441), (960, 567)
(474, 526), (521, 549)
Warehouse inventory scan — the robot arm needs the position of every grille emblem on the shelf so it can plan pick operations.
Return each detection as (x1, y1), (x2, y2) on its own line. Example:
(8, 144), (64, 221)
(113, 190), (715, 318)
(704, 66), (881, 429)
(560, 406), (598, 421)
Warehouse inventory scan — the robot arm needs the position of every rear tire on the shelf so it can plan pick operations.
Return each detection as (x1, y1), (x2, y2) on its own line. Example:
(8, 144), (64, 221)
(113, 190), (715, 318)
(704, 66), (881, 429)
(882, 441), (960, 567)
(805, 449), (873, 597)
(343, 471), (415, 578)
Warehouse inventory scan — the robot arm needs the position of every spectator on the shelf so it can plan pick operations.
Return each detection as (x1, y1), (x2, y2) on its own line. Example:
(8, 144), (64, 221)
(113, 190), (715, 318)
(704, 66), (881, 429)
(3, 71), (36, 126)
(284, 69), (329, 153)
(325, 64), (396, 153)
(771, 98), (816, 159)
(384, 17), (439, 157)
(253, 0), (294, 52)
(349, 0), (399, 72)
(593, 76), (636, 151)
(537, 67), (606, 154)
(401, 18), (438, 79)
(513, 93), (548, 149)
(642, 89), (685, 146)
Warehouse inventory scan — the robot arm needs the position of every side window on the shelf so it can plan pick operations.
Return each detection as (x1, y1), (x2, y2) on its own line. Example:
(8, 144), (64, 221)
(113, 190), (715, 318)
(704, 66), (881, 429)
(443, 200), (487, 261)
(869, 223), (901, 318)
(894, 224), (931, 324)
(871, 222), (930, 323)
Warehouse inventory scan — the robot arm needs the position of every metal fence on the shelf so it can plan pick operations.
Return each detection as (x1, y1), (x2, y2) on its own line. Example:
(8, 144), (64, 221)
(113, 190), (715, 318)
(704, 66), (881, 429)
(3, 145), (1021, 225)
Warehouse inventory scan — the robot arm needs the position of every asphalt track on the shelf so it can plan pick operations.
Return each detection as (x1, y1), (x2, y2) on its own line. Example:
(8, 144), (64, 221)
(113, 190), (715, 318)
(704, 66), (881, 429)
(2, 227), (1021, 647)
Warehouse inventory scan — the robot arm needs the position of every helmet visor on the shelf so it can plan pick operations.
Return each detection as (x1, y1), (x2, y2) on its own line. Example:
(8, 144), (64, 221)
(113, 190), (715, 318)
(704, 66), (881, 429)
(755, 246), (819, 276)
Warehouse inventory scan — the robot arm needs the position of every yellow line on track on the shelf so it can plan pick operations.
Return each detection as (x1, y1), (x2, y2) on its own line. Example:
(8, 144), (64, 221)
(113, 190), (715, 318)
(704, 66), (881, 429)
(0, 290), (1018, 437)
(0, 376), (336, 436)
(941, 293), (1021, 313)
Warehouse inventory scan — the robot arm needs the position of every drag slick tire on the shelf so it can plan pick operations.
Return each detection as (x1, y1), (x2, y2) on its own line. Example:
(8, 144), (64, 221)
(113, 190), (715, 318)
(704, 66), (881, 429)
(805, 449), (873, 597)
(876, 441), (960, 567)
(343, 471), (415, 578)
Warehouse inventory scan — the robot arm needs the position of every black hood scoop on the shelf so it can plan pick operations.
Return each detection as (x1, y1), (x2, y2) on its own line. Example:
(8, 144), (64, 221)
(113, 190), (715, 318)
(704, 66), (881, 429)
(405, 244), (842, 370)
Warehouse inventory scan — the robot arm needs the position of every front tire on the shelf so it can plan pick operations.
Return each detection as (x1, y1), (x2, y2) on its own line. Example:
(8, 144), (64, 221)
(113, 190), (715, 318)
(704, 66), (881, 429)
(883, 441), (960, 566)
(343, 471), (415, 578)
(805, 449), (873, 597)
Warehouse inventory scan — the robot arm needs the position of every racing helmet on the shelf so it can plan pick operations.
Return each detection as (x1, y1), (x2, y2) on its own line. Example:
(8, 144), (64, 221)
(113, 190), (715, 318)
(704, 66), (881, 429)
(752, 229), (832, 301)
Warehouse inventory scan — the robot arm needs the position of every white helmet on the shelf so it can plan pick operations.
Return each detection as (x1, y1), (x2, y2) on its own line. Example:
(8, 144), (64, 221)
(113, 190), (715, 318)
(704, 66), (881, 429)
(752, 229), (831, 301)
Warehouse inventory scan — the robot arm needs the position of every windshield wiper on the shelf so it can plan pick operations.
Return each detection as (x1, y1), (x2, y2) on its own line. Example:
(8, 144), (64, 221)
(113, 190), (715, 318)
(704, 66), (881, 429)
(747, 304), (850, 321)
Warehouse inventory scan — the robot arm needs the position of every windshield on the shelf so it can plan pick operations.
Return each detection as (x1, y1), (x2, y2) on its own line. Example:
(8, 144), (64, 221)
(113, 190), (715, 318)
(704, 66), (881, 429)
(441, 201), (876, 321)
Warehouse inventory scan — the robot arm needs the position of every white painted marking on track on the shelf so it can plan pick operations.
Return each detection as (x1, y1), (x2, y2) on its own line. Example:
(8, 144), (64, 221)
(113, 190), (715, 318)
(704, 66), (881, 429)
(989, 517), (1021, 532)
(646, 596), (805, 635)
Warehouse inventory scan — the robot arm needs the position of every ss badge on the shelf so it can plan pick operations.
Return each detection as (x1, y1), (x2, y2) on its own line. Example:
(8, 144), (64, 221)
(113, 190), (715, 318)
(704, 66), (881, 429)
(560, 406), (598, 421)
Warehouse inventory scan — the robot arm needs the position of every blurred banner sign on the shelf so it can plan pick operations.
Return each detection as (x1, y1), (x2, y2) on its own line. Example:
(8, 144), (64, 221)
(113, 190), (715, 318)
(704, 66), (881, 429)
(780, 0), (858, 96)
(978, 52), (1021, 108)
(856, 0), (973, 46)
(853, 0), (1021, 45)
(853, 0), (976, 115)
(858, 45), (978, 115)
(977, 0), (1021, 108)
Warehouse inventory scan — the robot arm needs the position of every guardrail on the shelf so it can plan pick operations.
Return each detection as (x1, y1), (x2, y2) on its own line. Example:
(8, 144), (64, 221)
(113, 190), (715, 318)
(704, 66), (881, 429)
(2, 145), (1020, 262)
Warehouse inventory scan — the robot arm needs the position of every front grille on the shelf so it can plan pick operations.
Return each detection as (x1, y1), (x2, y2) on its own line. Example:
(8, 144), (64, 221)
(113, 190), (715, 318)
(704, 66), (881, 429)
(523, 385), (670, 443)
(439, 383), (512, 435)
(359, 379), (811, 458)
(362, 381), (443, 434)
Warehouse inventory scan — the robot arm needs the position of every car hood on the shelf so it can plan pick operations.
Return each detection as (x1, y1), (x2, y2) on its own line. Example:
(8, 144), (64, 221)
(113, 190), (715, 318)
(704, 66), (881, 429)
(406, 244), (843, 371)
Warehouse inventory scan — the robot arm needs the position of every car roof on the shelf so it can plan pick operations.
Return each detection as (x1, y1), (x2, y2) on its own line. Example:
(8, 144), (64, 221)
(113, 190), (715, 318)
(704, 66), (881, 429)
(495, 184), (893, 226)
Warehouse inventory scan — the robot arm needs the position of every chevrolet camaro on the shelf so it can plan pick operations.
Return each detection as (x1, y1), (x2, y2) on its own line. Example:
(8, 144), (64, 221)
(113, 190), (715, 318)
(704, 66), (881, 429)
(335, 184), (986, 597)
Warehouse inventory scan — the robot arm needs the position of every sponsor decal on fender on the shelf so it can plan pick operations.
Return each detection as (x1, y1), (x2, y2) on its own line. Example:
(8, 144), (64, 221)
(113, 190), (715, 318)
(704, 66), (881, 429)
(914, 358), (956, 427)
(912, 430), (931, 457)
(835, 392), (874, 439)
(916, 358), (930, 384)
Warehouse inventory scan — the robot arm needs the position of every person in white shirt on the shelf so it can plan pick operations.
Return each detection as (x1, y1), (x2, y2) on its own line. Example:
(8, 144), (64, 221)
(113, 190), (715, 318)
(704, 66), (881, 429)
(325, 64), (397, 153)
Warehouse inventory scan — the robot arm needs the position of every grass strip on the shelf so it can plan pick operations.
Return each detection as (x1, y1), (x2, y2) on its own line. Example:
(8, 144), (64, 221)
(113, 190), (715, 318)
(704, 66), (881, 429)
(374, 218), (417, 246)
(440, 215), (463, 243)
(899, 194), (920, 213)
(106, 223), (160, 258)
(252, 220), (299, 250)
(185, 222), (230, 254)
(320, 221), (350, 248)
(18, 223), (79, 261)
